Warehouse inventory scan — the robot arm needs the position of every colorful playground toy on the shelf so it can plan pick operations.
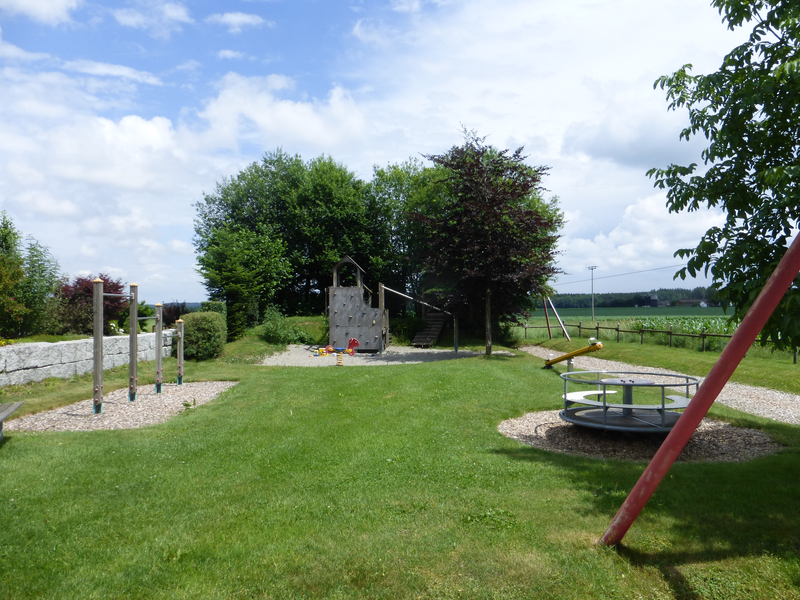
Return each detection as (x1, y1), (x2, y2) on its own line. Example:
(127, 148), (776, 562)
(325, 338), (360, 356)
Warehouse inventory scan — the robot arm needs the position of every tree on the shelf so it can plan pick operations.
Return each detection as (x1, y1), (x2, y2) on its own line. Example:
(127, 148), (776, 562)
(648, 0), (800, 350)
(413, 130), (563, 354)
(60, 274), (126, 335)
(196, 226), (289, 340)
(17, 236), (61, 336)
(195, 149), (391, 315)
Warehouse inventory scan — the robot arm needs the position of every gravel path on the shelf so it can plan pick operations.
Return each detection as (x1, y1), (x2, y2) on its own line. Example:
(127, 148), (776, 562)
(258, 344), (511, 367)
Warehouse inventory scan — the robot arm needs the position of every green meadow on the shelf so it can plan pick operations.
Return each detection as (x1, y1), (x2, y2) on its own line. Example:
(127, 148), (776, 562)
(2, 328), (800, 599)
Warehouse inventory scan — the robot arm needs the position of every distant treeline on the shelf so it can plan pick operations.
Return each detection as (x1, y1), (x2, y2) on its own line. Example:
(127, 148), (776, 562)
(549, 287), (713, 309)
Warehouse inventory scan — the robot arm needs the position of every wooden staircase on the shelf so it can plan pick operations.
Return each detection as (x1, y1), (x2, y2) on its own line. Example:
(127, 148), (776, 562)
(411, 313), (448, 348)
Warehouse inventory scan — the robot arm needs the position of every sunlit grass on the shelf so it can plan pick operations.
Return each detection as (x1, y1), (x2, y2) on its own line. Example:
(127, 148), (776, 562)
(2, 324), (800, 598)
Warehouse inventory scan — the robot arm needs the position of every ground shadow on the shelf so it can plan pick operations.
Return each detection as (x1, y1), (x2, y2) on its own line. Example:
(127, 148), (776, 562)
(493, 422), (800, 598)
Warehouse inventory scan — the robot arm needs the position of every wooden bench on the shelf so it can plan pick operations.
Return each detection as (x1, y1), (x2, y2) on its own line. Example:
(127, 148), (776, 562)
(563, 390), (691, 411)
(0, 402), (24, 439)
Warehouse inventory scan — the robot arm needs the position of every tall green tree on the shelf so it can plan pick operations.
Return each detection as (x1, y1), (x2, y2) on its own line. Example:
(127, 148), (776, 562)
(0, 213), (62, 338)
(412, 130), (563, 354)
(196, 226), (289, 340)
(649, 0), (800, 350)
(195, 149), (381, 315)
(362, 159), (445, 313)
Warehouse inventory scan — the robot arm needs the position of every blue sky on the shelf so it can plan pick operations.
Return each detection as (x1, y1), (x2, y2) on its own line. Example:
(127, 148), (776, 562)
(0, 0), (749, 303)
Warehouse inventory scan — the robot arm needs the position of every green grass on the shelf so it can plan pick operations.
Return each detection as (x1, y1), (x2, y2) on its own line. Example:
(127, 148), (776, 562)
(2, 328), (800, 598)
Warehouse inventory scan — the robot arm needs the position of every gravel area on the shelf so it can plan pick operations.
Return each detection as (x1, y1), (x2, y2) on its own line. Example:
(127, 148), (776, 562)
(495, 345), (798, 462)
(498, 410), (781, 463)
(258, 344), (511, 366)
(6, 381), (238, 433)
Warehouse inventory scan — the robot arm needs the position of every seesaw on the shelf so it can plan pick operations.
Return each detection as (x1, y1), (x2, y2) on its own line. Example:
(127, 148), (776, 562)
(544, 338), (603, 368)
(318, 338), (360, 356)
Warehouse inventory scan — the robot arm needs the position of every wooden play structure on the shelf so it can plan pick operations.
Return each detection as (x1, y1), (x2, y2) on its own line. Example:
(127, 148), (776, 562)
(326, 256), (459, 353)
(327, 257), (388, 353)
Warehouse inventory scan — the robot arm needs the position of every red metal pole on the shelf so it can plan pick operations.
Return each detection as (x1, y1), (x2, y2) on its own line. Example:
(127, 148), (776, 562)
(599, 236), (800, 546)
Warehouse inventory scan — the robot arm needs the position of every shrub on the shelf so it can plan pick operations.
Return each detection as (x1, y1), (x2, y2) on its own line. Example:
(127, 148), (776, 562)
(181, 311), (227, 360)
(201, 301), (226, 318)
(260, 305), (313, 345)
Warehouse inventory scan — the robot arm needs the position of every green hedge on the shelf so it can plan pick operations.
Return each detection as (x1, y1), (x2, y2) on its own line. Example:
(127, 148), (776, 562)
(181, 311), (227, 360)
(260, 306), (314, 345)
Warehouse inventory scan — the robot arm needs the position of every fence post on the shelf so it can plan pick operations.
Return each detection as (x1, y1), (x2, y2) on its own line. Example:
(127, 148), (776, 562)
(155, 303), (163, 393)
(795, 347), (798, 365)
(92, 278), (104, 414)
(129, 283), (138, 401)
(578, 321), (582, 336)
(596, 321), (600, 339)
(616, 324), (620, 343)
(176, 319), (184, 385)
(669, 325), (673, 348)
(702, 326), (707, 352)
(641, 328), (644, 345)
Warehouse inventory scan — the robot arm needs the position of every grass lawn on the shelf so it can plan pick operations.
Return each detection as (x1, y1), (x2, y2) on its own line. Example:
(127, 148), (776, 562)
(2, 332), (800, 598)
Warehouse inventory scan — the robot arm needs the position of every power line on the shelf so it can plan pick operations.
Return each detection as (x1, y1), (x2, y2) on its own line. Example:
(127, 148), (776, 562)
(553, 264), (687, 286)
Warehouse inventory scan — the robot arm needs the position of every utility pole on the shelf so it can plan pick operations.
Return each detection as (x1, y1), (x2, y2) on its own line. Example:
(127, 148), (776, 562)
(588, 266), (598, 321)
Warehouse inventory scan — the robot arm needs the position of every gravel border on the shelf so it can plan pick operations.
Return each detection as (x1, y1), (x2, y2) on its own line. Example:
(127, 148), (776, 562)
(6, 381), (238, 433)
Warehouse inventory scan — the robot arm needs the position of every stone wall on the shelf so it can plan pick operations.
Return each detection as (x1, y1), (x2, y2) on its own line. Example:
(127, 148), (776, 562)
(0, 331), (175, 387)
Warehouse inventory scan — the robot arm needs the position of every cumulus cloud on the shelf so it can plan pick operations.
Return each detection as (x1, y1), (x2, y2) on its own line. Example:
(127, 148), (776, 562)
(193, 73), (367, 154)
(113, 2), (193, 38)
(206, 12), (270, 34)
(0, 0), (80, 25)
(553, 194), (724, 292)
(62, 60), (163, 85)
(217, 49), (245, 60)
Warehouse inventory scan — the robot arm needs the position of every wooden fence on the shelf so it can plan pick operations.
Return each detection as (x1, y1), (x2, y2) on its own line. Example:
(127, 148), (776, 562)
(514, 321), (798, 363)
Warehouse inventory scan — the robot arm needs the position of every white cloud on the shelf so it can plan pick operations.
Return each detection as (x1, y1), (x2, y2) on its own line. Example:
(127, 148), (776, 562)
(218, 49), (245, 60)
(553, 194), (725, 292)
(391, 0), (422, 13)
(206, 12), (270, 34)
(61, 60), (163, 85)
(0, 0), (80, 25)
(193, 73), (366, 154)
(113, 2), (193, 38)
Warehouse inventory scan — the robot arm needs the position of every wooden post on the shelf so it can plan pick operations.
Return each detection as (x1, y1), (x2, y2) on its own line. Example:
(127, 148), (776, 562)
(129, 284), (138, 401)
(616, 324), (620, 343)
(702, 326), (707, 352)
(378, 282), (385, 353)
(93, 278), (104, 414)
(578, 321), (582, 336)
(155, 303), (163, 393)
(176, 319), (184, 385)
(669, 325), (673, 348)
(485, 288), (492, 356)
(454, 316), (459, 353)
(596, 321), (600, 339)
(641, 328), (644, 345)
